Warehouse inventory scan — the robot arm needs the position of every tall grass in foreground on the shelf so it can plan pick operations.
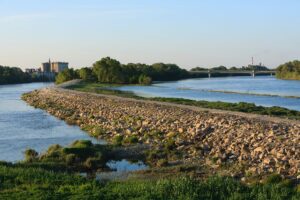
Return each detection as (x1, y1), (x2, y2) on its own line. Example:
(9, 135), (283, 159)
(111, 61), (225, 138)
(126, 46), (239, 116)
(0, 164), (299, 200)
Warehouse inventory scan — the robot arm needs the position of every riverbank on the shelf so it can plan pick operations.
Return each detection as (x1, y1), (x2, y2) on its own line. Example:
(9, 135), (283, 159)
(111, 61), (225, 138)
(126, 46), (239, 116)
(65, 80), (300, 120)
(2, 162), (299, 200)
(22, 85), (300, 181)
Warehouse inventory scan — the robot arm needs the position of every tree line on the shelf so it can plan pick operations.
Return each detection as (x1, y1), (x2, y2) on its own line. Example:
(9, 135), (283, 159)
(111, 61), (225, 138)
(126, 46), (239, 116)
(0, 66), (44, 85)
(190, 65), (270, 72)
(56, 57), (189, 84)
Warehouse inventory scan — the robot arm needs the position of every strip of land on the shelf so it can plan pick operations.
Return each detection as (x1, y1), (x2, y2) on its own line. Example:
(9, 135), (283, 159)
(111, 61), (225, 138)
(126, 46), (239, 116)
(22, 83), (300, 181)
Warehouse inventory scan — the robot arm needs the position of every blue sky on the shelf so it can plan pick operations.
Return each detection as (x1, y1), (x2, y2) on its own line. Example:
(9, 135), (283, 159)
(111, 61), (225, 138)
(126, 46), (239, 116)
(0, 0), (299, 69)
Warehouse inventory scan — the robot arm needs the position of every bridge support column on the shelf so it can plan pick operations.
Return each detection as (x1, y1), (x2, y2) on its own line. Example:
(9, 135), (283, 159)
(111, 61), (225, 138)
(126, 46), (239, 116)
(252, 70), (255, 77)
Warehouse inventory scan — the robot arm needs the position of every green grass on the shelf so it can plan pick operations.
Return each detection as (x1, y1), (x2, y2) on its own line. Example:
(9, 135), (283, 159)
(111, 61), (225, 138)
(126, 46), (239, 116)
(0, 162), (299, 200)
(22, 140), (115, 172)
(67, 82), (300, 120)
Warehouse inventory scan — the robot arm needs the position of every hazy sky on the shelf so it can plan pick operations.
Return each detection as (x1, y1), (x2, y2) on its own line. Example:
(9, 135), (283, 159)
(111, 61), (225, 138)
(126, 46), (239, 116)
(0, 0), (299, 69)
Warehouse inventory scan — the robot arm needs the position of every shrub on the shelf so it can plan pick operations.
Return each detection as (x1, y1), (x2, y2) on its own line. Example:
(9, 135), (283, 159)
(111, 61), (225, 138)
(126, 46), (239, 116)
(84, 156), (104, 169)
(55, 68), (78, 84)
(70, 140), (93, 148)
(65, 154), (77, 165)
(92, 127), (106, 137)
(24, 149), (38, 162)
(125, 136), (139, 144)
(263, 174), (282, 184)
(62, 147), (95, 160)
(113, 135), (124, 146)
(138, 74), (152, 85)
(164, 139), (176, 151)
(156, 159), (168, 167)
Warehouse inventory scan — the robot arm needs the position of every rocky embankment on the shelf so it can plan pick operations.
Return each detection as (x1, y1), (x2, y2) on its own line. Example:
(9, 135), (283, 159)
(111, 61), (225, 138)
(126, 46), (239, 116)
(23, 87), (300, 178)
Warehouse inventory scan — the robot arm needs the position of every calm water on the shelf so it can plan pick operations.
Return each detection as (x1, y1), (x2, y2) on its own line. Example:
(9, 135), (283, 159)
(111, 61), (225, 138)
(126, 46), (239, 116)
(95, 159), (148, 180)
(0, 83), (100, 162)
(116, 76), (300, 111)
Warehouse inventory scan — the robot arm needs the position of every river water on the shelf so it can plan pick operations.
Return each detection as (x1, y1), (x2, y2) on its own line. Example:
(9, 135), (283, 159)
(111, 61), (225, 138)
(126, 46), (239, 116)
(0, 83), (98, 162)
(0, 83), (147, 175)
(115, 76), (300, 111)
(1, 77), (299, 162)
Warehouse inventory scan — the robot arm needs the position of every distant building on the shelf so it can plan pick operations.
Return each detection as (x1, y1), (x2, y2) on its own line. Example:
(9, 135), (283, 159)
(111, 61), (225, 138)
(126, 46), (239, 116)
(25, 68), (41, 73)
(42, 60), (51, 73)
(51, 62), (69, 73)
(42, 59), (69, 73)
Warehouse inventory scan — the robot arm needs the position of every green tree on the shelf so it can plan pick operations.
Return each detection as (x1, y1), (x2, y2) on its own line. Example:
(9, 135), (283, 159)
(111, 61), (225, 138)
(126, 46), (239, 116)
(0, 66), (32, 85)
(92, 57), (125, 83)
(79, 67), (95, 82)
(55, 68), (78, 84)
(138, 74), (152, 85)
(276, 60), (300, 80)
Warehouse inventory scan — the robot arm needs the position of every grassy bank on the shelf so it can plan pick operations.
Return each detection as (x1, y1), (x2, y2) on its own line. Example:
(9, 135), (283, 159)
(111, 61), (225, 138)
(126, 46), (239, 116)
(66, 82), (300, 120)
(0, 162), (299, 200)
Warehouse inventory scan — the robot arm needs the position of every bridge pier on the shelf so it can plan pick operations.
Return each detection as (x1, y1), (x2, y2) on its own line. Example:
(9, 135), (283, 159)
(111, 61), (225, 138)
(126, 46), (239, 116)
(252, 70), (255, 77)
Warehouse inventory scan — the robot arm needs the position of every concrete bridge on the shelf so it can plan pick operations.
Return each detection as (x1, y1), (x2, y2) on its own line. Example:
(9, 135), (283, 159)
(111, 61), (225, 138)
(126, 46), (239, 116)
(190, 70), (276, 78)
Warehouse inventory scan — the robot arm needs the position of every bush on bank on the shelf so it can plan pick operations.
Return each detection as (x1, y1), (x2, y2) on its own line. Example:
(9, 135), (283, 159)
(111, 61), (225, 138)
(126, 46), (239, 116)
(23, 140), (112, 171)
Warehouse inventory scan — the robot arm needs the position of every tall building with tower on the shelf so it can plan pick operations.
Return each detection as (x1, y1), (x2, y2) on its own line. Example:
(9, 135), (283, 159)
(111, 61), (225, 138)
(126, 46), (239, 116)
(42, 59), (51, 73)
(51, 62), (69, 73)
(41, 59), (69, 73)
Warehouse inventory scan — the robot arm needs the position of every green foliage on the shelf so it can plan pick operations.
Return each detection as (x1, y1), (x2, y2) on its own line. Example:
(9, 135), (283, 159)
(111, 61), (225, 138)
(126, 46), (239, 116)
(190, 67), (208, 71)
(0, 65), (34, 84)
(263, 174), (283, 184)
(164, 139), (176, 151)
(25, 140), (110, 171)
(84, 156), (104, 169)
(124, 135), (139, 144)
(276, 60), (300, 80)
(93, 57), (125, 83)
(55, 68), (79, 84)
(70, 140), (93, 148)
(0, 164), (298, 200)
(24, 149), (38, 162)
(113, 135), (124, 146)
(138, 74), (152, 85)
(212, 65), (228, 71)
(156, 159), (169, 167)
(79, 67), (96, 81)
(190, 65), (270, 72)
(150, 97), (300, 120)
(242, 65), (270, 71)
(91, 57), (189, 84)
(57, 57), (191, 84)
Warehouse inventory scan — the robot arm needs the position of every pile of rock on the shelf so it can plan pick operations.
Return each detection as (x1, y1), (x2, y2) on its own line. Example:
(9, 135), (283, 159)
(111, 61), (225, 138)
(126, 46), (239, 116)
(23, 88), (300, 178)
